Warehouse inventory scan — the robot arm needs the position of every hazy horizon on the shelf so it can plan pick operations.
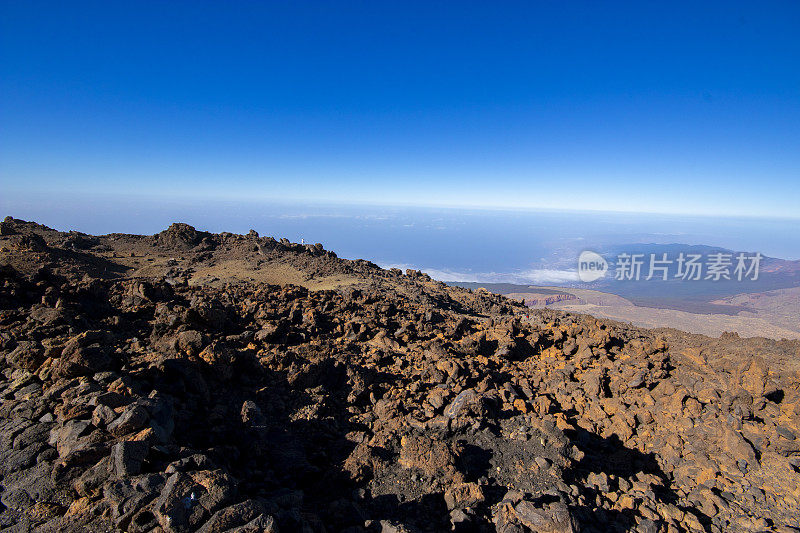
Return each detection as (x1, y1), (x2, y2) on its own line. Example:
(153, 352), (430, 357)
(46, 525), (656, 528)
(4, 193), (799, 287)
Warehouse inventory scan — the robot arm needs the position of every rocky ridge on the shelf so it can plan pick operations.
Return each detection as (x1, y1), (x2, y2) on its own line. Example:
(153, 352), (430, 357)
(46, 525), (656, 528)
(1, 217), (799, 532)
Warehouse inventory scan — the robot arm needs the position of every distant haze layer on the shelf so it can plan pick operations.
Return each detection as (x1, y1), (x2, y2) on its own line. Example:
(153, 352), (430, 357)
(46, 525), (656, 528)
(3, 193), (798, 285)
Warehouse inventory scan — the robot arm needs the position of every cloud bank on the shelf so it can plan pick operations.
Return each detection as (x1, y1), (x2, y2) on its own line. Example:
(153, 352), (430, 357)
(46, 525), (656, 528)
(382, 264), (579, 285)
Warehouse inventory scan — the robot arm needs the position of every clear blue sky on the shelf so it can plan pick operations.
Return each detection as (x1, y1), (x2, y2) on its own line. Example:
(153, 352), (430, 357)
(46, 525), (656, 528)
(1, 1), (799, 218)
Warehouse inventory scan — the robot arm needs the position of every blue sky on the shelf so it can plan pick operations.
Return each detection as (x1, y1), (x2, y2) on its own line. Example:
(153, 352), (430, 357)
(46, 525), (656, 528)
(1, 1), (799, 218)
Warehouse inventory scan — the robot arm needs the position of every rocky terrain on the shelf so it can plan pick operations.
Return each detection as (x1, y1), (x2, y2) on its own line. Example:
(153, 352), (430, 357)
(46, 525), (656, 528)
(454, 284), (800, 341)
(1, 216), (799, 533)
(505, 293), (578, 308)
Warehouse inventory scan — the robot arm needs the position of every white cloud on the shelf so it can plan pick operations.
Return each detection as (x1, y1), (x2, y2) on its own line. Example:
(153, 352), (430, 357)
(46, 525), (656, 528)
(517, 269), (580, 284)
(381, 263), (579, 285)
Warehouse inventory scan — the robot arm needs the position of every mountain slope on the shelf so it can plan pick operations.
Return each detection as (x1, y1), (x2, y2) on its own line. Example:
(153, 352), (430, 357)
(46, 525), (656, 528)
(1, 217), (799, 532)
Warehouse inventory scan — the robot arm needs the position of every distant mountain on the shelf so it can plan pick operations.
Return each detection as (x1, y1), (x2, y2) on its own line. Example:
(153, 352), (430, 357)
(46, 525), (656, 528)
(577, 243), (800, 306)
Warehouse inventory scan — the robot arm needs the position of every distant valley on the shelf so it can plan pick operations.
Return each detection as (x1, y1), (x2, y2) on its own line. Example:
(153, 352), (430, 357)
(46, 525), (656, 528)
(452, 282), (800, 340)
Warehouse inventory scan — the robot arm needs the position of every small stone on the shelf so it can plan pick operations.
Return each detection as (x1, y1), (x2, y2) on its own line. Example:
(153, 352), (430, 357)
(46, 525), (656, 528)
(512, 501), (576, 533)
(92, 404), (117, 428)
(241, 401), (266, 427)
(628, 371), (647, 389)
(176, 330), (204, 356)
(444, 482), (484, 510)
(513, 398), (528, 413)
(107, 405), (150, 436)
(111, 440), (148, 477)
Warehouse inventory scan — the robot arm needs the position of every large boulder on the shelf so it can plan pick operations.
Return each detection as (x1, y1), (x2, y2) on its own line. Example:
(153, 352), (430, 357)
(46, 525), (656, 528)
(51, 331), (115, 379)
